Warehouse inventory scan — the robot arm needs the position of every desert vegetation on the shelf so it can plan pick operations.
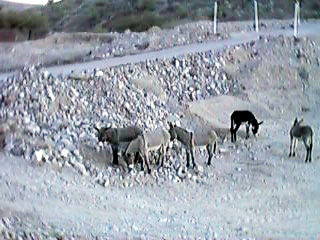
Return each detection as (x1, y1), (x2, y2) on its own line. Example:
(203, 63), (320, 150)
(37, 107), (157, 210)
(0, 7), (48, 40)
(30, 0), (320, 33)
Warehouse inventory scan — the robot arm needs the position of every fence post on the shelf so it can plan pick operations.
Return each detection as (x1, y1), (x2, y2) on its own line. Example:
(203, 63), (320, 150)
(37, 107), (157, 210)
(254, 0), (259, 32)
(294, 1), (298, 37)
(213, 1), (218, 34)
(297, 0), (300, 25)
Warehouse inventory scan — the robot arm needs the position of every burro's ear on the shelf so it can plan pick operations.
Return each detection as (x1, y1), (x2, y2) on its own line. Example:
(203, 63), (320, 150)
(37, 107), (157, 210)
(94, 126), (100, 132)
(168, 121), (173, 128)
(298, 118), (304, 124)
(258, 121), (264, 125)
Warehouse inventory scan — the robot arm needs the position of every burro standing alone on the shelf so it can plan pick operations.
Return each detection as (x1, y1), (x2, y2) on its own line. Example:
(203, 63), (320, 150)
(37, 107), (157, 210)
(230, 110), (263, 142)
(289, 118), (313, 163)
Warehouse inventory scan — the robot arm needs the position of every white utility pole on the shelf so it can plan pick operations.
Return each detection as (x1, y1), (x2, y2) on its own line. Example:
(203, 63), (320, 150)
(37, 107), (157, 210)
(294, 1), (299, 37)
(254, 0), (259, 32)
(213, 1), (218, 34)
(297, 0), (300, 25)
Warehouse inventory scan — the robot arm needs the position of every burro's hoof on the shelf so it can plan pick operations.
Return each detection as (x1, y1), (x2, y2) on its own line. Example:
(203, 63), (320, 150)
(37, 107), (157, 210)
(177, 166), (188, 179)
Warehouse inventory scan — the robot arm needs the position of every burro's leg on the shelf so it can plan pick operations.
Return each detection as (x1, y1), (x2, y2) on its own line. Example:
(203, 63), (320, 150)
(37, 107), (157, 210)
(144, 152), (151, 174)
(207, 144), (213, 166)
(309, 139), (313, 163)
(111, 144), (119, 165)
(303, 138), (312, 163)
(293, 138), (298, 157)
(245, 123), (250, 139)
(230, 118), (235, 142)
(233, 124), (241, 142)
(303, 140), (309, 163)
(140, 154), (144, 171)
(134, 152), (140, 164)
(160, 144), (168, 167)
(186, 148), (191, 168)
(156, 147), (161, 166)
(289, 136), (293, 157)
(190, 146), (196, 168)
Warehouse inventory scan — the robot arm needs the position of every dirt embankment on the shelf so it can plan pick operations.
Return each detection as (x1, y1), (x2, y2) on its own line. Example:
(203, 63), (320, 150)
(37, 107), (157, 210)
(0, 19), (295, 73)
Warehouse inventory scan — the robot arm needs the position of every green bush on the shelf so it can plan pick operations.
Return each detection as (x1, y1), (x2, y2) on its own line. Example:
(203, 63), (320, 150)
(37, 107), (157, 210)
(0, 11), (48, 30)
(107, 11), (165, 32)
(176, 4), (189, 19)
(0, 10), (48, 39)
(135, 0), (157, 11)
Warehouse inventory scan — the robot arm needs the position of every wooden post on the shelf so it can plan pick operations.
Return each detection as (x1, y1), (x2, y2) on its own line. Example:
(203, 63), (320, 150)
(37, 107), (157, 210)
(213, 1), (218, 34)
(254, 0), (259, 32)
(294, 1), (298, 37)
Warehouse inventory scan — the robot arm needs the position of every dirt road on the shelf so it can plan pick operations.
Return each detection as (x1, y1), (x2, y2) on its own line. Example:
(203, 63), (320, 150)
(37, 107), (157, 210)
(1, 22), (320, 80)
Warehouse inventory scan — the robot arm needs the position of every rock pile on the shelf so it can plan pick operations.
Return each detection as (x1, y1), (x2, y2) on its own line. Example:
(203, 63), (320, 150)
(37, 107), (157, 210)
(115, 51), (241, 103)
(87, 21), (227, 60)
(0, 66), (171, 177)
(0, 45), (241, 185)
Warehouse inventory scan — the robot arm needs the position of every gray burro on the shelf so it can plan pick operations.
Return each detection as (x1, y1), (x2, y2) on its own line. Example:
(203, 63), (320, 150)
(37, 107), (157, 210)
(289, 118), (313, 163)
(124, 127), (171, 174)
(168, 122), (218, 168)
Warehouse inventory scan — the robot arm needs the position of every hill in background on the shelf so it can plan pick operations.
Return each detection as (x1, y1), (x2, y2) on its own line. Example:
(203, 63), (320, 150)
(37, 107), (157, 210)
(0, 0), (40, 12)
(41, 0), (320, 33)
(0, 0), (319, 41)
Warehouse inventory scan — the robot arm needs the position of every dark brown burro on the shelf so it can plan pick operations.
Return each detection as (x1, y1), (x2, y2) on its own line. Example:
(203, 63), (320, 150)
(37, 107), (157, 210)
(94, 126), (143, 165)
(230, 110), (263, 142)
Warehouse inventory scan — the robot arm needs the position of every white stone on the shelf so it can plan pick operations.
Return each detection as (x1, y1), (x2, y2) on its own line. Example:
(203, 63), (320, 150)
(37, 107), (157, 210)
(74, 162), (89, 176)
(34, 149), (46, 162)
(60, 148), (70, 158)
(47, 86), (55, 101)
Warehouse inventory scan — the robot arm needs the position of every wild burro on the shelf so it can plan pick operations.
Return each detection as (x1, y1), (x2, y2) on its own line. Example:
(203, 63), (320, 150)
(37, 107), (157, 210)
(289, 118), (313, 163)
(94, 126), (142, 165)
(230, 110), (263, 142)
(124, 127), (171, 173)
(168, 122), (218, 167)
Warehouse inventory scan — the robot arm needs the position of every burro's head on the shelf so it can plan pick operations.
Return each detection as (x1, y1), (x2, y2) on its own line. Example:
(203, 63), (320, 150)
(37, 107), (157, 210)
(293, 117), (303, 127)
(94, 126), (111, 142)
(252, 121), (263, 136)
(168, 122), (177, 141)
